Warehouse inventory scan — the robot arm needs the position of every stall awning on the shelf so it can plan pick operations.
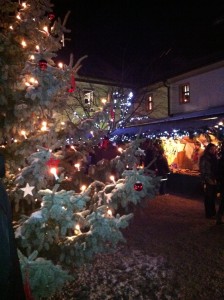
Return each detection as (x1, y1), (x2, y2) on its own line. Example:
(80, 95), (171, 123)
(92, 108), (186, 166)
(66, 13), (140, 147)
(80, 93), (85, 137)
(110, 106), (224, 139)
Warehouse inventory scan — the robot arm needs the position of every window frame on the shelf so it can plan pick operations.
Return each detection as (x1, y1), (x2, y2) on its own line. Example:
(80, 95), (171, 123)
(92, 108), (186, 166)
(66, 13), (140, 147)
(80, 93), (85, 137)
(83, 90), (94, 106)
(147, 94), (153, 111)
(179, 83), (190, 104)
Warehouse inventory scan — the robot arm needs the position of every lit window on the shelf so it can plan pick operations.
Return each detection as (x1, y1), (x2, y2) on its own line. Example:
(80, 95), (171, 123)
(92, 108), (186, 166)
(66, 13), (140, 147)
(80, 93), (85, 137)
(148, 95), (153, 111)
(83, 90), (93, 105)
(179, 83), (190, 104)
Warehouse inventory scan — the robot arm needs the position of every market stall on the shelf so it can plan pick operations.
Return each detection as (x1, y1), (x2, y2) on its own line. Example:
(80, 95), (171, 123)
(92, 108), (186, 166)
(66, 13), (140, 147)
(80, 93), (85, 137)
(158, 134), (218, 197)
(110, 107), (224, 197)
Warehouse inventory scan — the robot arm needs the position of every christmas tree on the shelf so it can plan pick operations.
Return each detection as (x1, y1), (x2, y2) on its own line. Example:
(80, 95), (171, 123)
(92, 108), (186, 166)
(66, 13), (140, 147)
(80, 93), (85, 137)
(0, 1), (160, 298)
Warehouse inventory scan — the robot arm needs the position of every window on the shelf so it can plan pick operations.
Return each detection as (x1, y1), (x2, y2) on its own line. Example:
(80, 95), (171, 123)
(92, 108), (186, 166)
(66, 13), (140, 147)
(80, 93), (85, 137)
(148, 94), (153, 111)
(179, 83), (190, 104)
(83, 90), (93, 105)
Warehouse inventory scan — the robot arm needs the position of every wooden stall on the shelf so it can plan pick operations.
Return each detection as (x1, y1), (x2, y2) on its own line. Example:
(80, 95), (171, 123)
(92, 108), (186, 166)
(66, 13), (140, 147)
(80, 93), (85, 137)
(110, 108), (224, 197)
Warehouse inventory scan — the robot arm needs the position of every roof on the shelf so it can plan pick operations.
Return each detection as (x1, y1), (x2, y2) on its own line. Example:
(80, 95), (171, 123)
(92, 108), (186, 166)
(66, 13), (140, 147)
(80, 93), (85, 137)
(110, 106), (224, 139)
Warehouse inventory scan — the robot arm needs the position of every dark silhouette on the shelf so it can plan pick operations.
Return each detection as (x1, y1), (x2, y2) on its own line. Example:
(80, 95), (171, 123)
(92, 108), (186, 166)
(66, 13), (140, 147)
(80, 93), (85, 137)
(93, 140), (119, 163)
(144, 142), (157, 172)
(0, 152), (26, 299)
(156, 149), (170, 195)
(199, 143), (218, 219)
(216, 142), (224, 225)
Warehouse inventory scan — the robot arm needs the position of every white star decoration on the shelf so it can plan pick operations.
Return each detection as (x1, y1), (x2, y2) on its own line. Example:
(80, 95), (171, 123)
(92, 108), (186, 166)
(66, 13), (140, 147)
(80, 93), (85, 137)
(21, 183), (35, 197)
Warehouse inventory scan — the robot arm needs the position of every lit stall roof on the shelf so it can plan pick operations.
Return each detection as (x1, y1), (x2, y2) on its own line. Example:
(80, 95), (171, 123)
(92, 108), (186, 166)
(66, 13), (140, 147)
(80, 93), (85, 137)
(110, 106), (224, 142)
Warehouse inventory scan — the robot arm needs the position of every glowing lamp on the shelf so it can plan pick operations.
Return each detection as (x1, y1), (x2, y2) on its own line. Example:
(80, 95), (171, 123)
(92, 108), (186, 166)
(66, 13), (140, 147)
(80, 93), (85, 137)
(21, 130), (27, 139)
(110, 175), (115, 183)
(50, 167), (59, 180)
(80, 185), (86, 192)
(126, 165), (132, 170)
(58, 62), (63, 69)
(43, 26), (49, 34)
(21, 40), (27, 48)
(41, 121), (48, 131)
(21, 2), (27, 9)
(74, 224), (80, 235)
(74, 163), (80, 171)
(107, 209), (112, 217)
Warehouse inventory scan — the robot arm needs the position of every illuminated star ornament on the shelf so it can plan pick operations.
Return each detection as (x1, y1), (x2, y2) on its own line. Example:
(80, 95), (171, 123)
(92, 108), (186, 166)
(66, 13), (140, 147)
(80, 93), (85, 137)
(21, 183), (35, 197)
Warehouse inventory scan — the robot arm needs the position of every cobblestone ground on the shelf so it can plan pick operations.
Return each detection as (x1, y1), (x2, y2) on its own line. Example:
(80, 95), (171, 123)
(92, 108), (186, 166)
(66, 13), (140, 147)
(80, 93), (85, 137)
(123, 194), (224, 300)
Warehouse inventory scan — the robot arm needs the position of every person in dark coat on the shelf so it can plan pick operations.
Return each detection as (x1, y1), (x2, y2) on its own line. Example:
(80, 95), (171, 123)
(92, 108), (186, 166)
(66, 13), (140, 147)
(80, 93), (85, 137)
(216, 141), (224, 225)
(156, 148), (170, 195)
(199, 143), (218, 219)
(144, 142), (157, 172)
(0, 152), (26, 299)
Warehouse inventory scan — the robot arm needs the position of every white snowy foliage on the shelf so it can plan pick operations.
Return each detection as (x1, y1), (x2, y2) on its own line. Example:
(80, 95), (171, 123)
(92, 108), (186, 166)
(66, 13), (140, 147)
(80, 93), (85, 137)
(18, 250), (72, 299)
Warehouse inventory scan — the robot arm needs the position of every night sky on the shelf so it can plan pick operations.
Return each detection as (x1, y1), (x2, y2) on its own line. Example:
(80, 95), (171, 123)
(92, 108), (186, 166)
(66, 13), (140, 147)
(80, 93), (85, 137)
(52, 0), (224, 85)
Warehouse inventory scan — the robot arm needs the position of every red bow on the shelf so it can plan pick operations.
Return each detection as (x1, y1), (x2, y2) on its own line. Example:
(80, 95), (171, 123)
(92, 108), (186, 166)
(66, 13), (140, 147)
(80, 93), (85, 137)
(68, 74), (76, 93)
(24, 269), (34, 300)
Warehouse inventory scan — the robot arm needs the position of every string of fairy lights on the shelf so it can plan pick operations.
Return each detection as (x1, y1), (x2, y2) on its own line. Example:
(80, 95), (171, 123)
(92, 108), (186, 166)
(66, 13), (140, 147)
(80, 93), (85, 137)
(113, 91), (133, 127)
(110, 119), (224, 143)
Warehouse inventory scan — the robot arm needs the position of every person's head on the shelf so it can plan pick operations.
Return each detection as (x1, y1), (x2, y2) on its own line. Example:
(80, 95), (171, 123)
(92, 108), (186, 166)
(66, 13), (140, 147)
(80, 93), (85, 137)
(194, 141), (201, 149)
(204, 143), (217, 156)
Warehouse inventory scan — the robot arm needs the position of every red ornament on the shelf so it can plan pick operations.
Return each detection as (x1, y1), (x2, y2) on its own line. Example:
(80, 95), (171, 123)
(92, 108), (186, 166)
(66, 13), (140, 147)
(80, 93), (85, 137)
(134, 181), (143, 191)
(46, 157), (60, 168)
(48, 13), (55, 20)
(38, 59), (48, 71)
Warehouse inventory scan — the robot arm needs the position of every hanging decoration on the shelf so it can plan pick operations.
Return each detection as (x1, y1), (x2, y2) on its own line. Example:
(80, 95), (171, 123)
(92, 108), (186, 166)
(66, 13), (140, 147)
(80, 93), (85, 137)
(48, 13), (55, 20)
(46, 157), (60, 169)
(68, 74), (76, 93)
(101, 136), (110, 149)
(110, 106), (115, 121)
(21, 183), (35, 197)
(134, 181), (143, 191)
(38, 59), (48, 71)
(23, 268), (34, 300)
